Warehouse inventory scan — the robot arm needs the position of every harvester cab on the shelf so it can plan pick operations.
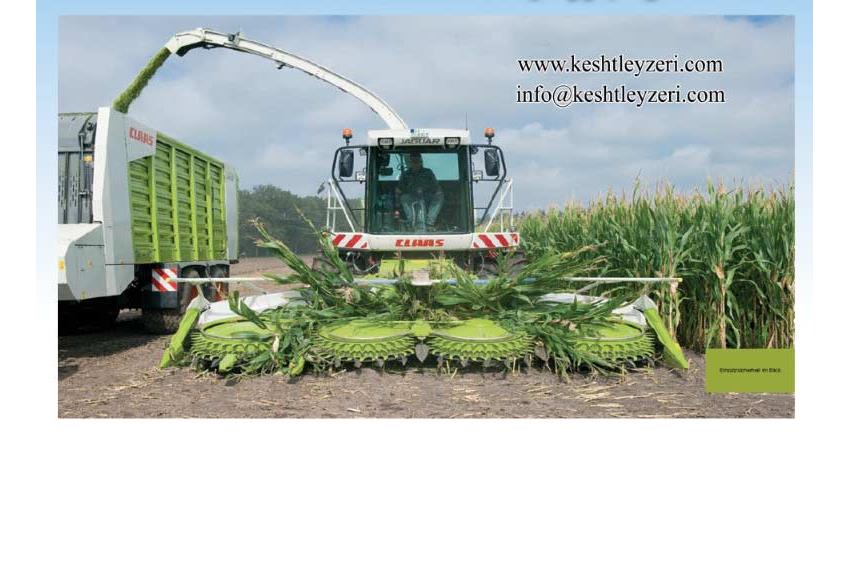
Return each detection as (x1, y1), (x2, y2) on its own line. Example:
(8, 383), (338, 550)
(321, 126), (518, 276)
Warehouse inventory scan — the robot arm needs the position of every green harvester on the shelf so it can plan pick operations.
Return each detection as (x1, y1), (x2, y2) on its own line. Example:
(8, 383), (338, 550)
(103, 26), (689, 378)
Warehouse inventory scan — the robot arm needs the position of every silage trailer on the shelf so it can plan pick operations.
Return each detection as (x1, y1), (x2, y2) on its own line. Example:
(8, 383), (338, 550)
(58, 108), (239, 332)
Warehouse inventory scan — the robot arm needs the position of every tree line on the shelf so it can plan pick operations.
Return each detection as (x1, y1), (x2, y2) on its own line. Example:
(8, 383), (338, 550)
(237, 184), (328, 256)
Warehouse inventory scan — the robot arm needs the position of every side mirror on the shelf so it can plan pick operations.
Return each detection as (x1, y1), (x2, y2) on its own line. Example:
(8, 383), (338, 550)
(484, 148), (501, 177)
(338, 150), (354, 178)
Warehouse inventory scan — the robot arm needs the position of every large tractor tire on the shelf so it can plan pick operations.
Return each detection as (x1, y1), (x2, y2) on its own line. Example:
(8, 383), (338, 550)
(480, 250), (528, 278)
(142, 267), (201, 334)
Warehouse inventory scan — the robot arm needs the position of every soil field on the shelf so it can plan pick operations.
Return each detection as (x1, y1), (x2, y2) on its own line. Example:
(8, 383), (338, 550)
(58, 258), (795, 418)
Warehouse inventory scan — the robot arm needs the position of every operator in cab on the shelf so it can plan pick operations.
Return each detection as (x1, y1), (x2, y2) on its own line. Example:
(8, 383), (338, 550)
(396, 152), (444, 232)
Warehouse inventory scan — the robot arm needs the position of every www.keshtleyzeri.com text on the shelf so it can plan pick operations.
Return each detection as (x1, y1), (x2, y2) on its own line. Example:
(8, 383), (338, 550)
(517, 54), (723, 76)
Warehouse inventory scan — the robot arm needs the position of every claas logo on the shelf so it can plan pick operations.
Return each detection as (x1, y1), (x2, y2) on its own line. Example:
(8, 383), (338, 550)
(395, 238), (445, 248)
(129, 126), (155, 146)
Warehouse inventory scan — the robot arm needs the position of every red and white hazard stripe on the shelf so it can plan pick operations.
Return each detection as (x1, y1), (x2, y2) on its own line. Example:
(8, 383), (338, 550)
(471, 232), (520, 249)
(330, 232), (369, 250)
(151, 267), (178, 292)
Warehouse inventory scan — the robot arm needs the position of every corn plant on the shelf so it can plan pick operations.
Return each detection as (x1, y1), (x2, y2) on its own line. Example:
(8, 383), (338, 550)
(519, 182), (794, 352)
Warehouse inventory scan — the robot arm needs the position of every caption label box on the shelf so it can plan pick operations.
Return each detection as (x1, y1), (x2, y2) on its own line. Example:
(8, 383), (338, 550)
(705, 349), (794, 394)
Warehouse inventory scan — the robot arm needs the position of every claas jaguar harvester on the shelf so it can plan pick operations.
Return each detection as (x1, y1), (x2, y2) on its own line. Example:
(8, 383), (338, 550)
(93, 28), (688, 375)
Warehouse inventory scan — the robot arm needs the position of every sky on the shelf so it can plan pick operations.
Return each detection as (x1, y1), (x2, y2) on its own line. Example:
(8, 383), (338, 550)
(58, 15), (794, 210)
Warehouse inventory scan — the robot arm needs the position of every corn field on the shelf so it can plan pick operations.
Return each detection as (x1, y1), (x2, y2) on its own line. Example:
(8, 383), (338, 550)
(519, 183), (794, 352)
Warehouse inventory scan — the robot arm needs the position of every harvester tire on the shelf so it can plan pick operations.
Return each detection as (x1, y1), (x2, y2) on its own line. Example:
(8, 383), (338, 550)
(142, 267), (201, 334)
(311, 256), (342, 275)
(481, 251), (527, 277)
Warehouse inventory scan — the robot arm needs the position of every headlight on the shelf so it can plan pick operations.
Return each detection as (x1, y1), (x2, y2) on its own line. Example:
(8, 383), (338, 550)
(378, 137), (394, 149)
(445, 137), (460, 148)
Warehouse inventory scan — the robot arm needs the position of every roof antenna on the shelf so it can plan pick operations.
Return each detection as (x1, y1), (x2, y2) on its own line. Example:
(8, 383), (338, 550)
(465, 112), (469, 131)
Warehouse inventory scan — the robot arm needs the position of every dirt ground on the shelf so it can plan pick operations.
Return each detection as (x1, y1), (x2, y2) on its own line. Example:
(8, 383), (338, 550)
(58, 257), (795, 418)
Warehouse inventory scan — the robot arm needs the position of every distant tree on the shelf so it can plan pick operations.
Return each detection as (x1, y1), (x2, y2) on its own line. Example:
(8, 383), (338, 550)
(238, 185), (327, 256)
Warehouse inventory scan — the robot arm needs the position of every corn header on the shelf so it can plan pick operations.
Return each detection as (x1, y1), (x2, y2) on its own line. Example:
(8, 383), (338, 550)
(159, 221), (689, 378)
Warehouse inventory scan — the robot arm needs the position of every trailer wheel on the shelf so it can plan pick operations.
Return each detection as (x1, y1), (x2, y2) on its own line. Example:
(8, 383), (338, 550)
(98, 300), (121, 328)
(59, 297), (120, 335)
(142, 267), (201, 334)
(205, 264), (229, 302)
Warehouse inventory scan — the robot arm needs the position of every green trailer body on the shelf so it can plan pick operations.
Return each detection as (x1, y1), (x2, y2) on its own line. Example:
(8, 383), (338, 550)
(127, 133), (229, 264)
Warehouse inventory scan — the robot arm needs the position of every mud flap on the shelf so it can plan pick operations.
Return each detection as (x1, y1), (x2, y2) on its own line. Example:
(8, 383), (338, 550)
(159, 294), (210, 368)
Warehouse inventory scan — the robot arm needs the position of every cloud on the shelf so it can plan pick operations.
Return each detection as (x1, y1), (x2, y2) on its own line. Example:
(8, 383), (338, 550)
(58, 15), (794, 207)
